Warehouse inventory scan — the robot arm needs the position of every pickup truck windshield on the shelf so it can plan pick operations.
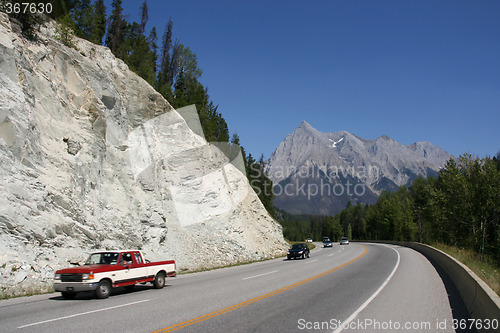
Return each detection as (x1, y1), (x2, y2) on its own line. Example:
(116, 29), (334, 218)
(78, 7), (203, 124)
(85, 252), (119, 265)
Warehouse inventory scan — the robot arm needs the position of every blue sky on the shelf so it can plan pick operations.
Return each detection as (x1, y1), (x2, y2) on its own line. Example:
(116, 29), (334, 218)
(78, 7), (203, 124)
(112, 0), (499, 159)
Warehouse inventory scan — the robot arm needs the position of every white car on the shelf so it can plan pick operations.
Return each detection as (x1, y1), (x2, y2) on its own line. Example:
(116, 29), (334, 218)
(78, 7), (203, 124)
(306, 238), (313, 243)
(340, 237), (349, 245)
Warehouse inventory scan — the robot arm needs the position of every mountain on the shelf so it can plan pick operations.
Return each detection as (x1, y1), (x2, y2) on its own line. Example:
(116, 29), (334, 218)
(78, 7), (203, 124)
(0, 13), (287, 297)
(265, 121), (454, 215)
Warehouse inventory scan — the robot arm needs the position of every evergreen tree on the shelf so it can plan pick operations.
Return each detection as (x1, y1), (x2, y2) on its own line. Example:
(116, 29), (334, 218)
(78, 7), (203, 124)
(230, 133), (248, 171)
(125, 22), (157, 86)
(114, 1), (157, 86)
(171, 43), (203, 108)
(148, 27), (158, 76)
(172, 67), (188, 107)
(71, 0), (93, 40)
(55, 12), (77, 48)
(105, 0), (125, 58)
(437, 155), (500, 261)
(245, 154), (274, 215)
(168, 43), (229, 142)
(176, 44), (203, 80)
(246, 154), (256, 179)
(139, 0), (148, 35)
(438, 157), (474, 247)
(90, 0), (106, 45)
(409, 175), (441, 243)
(209, 104), (229, 142)
(157, 18), (175, 99)
(323, 216), (343, 241)
(169, 41), (181, 87)
(365, 187), (416, 241)
(258, 154), (275, 215)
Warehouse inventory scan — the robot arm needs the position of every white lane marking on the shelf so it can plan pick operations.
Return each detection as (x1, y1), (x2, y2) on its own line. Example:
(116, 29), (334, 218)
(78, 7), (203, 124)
(305, 259), (318, 264)
(328, 253), (336, 257)
(242, 270), (278, 280)
(332, 245), (400, 333)
(18, 299), (150, 329)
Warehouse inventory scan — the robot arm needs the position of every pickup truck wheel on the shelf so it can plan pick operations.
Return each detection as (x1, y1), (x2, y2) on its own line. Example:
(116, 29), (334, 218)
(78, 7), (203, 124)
(61, 292), (76, 299)
(153, 272), (165, 289)
(95, 280), (111, 299)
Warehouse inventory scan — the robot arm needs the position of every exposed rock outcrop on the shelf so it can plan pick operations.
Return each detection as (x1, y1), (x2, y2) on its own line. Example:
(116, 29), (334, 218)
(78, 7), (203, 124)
(0, 13), (288, 297)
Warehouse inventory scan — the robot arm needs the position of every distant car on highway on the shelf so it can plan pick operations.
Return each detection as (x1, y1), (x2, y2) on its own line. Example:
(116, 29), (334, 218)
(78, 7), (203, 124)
(287, 243), (310, 259)
(323, 240), (333, 247)
(340, 237), (349, 245)
(306, 238), (313, 243)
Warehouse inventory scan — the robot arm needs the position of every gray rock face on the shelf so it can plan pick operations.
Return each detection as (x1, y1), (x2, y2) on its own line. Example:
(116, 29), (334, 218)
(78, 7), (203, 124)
(0, 14), (287, 297)
(266, 121), (454, 215)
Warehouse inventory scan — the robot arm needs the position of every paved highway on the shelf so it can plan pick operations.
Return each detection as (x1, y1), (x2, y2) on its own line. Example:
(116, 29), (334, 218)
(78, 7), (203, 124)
(0, 243), (470, 332)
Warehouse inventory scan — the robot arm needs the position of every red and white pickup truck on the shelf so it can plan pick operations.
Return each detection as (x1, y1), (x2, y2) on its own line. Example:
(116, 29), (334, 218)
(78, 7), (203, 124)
(54, 250), (176, 299)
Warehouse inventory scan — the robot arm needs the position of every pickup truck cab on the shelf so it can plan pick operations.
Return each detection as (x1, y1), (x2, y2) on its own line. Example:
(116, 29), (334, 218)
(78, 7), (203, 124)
(54, 250), (176, 299)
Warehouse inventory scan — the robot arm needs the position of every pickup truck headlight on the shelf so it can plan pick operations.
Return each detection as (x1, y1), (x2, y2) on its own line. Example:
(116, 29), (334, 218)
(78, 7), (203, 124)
(54, 273), (61, 280)
(82, 273), (95, 280)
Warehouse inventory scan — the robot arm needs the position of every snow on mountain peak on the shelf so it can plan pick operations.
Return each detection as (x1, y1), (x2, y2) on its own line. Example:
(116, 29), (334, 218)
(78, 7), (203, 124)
(330, 137), (344, 148)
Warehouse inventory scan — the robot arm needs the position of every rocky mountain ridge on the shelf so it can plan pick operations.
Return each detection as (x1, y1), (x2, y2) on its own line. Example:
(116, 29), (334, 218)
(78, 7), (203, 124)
(0, 13), (288, 297)
(265, 121), (454, 215)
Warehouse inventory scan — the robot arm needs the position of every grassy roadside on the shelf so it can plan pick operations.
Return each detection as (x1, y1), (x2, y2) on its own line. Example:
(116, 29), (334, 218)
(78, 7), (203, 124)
(286, 239), (316, 250)
(431, 242), (499, 296)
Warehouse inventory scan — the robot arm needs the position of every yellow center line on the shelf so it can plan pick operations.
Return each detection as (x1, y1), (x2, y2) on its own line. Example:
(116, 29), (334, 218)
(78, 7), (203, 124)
(153, 245), (369, 333)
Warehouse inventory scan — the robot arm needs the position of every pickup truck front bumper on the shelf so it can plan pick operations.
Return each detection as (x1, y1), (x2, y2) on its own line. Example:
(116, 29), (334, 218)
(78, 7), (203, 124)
(54, 282), (99, 293)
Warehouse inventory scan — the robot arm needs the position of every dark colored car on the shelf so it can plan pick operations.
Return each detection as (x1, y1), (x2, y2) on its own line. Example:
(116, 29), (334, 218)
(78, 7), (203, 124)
(287, 243), (310, 260)
(322, 237), (332, 247)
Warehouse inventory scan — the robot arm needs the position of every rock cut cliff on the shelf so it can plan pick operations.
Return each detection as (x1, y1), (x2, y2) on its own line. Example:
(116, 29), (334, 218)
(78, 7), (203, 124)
(0, 13), (287, 297)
